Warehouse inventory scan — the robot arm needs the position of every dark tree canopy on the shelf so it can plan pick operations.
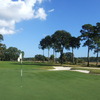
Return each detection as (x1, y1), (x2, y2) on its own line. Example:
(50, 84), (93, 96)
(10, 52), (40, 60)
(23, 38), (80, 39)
(38, 22), (100, 65)
(92, 23), (100, 66)
(80, 24), (95, 66)
(3, 47), (24, 61)
(35, 54), (47, 61)
(69, 37), (80, 49)
(52, 30), (71, 64)
(0, 34), (3, 42)
(69, 36), (80, 63)
(39, 38), (46, 50)
(52, 30), (71, 52)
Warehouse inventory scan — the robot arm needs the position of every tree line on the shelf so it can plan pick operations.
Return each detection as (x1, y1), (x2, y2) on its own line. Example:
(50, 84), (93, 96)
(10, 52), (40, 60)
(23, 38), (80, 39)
(0, 35), (24, 61)
(39, 23), (100, 66)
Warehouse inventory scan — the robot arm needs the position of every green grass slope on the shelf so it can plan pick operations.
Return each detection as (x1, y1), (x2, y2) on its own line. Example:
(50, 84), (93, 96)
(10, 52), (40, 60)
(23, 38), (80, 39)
(0, 61), (100, 100)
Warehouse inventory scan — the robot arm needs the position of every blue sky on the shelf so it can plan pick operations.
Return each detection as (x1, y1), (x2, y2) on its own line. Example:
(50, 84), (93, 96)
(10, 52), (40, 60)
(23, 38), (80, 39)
(1, 0), (100, 57)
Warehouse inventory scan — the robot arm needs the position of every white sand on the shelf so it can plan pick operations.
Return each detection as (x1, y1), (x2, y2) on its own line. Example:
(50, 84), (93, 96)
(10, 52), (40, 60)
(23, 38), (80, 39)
(71, 70), (90, 73)
(48, 66), (71, 71)
(48, 66), (90, 74)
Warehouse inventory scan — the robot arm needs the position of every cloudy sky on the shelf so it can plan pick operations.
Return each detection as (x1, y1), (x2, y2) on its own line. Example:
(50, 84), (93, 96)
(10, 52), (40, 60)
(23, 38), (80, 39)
(1, 0), (100, 57)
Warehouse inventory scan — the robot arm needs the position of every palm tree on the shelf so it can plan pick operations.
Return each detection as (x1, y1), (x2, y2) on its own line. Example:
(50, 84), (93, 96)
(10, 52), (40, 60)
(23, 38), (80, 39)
(80, 24), (95, 66)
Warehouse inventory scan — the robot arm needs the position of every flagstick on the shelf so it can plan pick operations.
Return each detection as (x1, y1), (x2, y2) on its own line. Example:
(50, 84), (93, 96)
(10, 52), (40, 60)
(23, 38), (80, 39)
(18, 53), (23, 88)
(21, 59), (23, 88)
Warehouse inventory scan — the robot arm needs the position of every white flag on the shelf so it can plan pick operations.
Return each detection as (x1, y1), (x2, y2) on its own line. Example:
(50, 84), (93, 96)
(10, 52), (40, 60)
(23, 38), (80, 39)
(18, 53), (23, 63)
(19, 53), (22, 59)
(18, 57), (20, 62)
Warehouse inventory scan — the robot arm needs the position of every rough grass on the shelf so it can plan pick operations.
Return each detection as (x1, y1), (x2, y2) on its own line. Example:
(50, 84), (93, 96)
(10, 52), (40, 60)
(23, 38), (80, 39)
(63, 62), (100, 67)
(0, 61), (100, 100)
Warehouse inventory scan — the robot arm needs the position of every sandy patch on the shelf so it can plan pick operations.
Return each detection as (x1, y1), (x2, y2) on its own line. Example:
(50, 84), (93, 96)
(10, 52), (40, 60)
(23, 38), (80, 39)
(48, 66), (71, 71)
(71, 70), (90, 73)
(48, 66), (90, 74)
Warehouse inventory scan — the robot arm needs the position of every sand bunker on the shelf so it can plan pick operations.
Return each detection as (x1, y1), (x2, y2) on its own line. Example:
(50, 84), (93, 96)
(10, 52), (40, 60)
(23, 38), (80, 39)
(48, 66), (90, 74)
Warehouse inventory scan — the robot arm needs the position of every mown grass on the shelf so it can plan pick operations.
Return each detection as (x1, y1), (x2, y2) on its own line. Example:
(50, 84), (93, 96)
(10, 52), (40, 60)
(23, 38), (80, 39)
(0, 61), (100, 100)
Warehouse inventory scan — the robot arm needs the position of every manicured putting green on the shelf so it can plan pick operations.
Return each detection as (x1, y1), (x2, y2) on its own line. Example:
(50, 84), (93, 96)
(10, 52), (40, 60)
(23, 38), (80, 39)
(0, 61), (100, 100)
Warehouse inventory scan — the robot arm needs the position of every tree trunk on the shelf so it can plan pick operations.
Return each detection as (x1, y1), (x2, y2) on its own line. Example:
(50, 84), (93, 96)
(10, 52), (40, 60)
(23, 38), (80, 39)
(43, 49), (44, 62)
(53, 49), (55, 63)
(87, 46), (90, 67)
(72, 47), (74, 64)
(60, 49), (63, 65)
(55, 52), (57, 63)
(43, 49), (44, 56)
(48, 48), (50, 61)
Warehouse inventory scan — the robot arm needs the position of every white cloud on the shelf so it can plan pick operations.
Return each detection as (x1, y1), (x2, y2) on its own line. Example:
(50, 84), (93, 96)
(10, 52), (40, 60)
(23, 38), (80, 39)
(0, 27), (15, 35)
(34, 8), (47, 20)
(48, 9), (55, 12)
(0, 0), (47, 35)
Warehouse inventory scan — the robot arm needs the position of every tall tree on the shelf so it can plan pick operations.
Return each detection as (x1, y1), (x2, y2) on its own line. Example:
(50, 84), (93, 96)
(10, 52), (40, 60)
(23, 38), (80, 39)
(39, 38), (46, 56)
(80, 24), (95, 66)
(0, 34), (4, 60)
(69, 36), (80, 64)
(93, 23), (100, 66)
(0, 34), (3, 42)
(44, 35), (52, 60)
(0, 44), (6, 60)
(52, 30), (71, 64)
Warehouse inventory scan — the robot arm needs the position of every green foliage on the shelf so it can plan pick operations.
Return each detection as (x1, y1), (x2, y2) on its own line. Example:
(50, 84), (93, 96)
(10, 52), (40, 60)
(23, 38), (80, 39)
(80, 24), (95, 66)
(59, 53), (66, 63)
(68, 36), (81, 64)
(0, 34), (24, 61)
(44, 35), (52, 49)
(92, 22), (100, 66)
(66, 52), (73, 62)
(39, 35), (52, 59)
(4, 47), (22, 61)
(50, 55), (54, 61)
(58, 52), (74, 64)
(77, 58), (85, 63)
(52, 30), (71, 64)
(0, 34), (3, 42)
(39, 30), (72, 64)
(35, 54), (47, 61)
(39, 38), (46, 50)
(44, 35), (52, 58)
(52, 30), (71, 51)
(23, 57), (34, 61)
(0, 34), (5, 60)
(80, 24), (94, 47)
(77, 57), (100, 63)
(0, 44), (6, 60)
(69, 36), (80, 49)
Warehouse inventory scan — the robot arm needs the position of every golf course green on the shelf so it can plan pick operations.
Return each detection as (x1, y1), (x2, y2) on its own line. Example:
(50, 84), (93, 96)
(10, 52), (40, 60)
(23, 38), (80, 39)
(0, 61), (100, 100)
